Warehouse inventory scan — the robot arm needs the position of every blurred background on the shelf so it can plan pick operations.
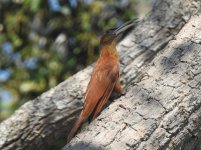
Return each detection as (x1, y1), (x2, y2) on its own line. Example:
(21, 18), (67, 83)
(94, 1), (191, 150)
(0, 0), (152, 122)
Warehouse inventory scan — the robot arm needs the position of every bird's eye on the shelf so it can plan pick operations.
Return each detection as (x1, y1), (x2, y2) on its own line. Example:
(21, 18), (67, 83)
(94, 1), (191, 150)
(106, 30), (112, 34)
(106, 28), (116, 35)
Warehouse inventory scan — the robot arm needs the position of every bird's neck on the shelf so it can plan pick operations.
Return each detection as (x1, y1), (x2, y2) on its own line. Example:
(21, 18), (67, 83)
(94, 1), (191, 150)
(100, 44), (118, 58)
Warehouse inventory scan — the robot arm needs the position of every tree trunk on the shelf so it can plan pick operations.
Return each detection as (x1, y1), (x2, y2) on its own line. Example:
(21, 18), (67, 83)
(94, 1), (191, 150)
(0, 0), (201, 150)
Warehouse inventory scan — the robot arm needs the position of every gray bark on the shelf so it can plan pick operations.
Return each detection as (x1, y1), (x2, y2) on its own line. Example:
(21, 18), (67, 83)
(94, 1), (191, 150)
(0, 0), (201, 150)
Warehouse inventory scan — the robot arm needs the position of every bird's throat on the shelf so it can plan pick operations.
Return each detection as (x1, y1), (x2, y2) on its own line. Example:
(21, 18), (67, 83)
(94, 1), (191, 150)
(100, 45), (118, 58)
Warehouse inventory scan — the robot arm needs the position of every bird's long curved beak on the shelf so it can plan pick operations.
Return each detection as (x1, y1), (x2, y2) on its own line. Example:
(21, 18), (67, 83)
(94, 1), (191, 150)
(114, 20), (137, 35)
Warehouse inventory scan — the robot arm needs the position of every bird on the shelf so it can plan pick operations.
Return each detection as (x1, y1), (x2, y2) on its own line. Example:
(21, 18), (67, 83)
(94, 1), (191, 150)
(67, 21), (136, 143)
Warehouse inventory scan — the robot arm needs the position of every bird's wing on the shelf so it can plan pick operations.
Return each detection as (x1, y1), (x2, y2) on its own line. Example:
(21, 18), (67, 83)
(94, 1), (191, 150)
(67, 62), (119, 143)
(89, 79), (115, 120)
(82, 63), (119, 119)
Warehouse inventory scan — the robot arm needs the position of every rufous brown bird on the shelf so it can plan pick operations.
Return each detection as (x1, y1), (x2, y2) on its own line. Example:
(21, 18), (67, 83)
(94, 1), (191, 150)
(67, 21), (135, 143)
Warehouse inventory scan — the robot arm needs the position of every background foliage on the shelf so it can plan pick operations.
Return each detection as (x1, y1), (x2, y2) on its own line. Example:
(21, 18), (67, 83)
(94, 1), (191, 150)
(0, 0), (149, 121)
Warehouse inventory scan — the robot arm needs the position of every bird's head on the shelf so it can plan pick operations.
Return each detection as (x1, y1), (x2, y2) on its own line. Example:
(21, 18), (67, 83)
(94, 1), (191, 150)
(100, 21), (136, 46)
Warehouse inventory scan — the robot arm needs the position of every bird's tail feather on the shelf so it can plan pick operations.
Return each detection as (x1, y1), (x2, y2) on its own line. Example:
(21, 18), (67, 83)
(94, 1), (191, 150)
(67, 116), (84, 143)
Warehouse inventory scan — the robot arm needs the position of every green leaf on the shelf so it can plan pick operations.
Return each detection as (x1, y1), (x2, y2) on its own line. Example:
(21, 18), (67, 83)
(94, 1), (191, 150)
(31, 0), (42, 12)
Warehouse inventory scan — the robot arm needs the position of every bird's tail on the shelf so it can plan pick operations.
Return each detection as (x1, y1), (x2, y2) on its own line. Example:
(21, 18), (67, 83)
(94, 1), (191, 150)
(67, 115), (84, 143)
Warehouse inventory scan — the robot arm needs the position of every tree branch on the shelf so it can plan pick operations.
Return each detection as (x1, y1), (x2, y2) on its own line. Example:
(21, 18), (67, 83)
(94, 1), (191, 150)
(65, 8), (201, 150)
(0, 0), (200, 150)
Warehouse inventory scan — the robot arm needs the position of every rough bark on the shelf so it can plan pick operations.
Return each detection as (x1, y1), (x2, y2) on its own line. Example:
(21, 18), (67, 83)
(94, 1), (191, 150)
(0, 0), (201, 150)
(64, 8), (201, 150)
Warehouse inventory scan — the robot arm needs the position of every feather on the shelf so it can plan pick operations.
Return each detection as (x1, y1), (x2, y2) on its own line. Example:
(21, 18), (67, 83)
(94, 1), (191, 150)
(67, 57), (119, 142)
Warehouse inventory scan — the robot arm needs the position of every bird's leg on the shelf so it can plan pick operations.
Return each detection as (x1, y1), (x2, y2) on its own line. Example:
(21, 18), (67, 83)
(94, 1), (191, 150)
(110, 79), (125, 100)
(114, 79), (125, 94)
